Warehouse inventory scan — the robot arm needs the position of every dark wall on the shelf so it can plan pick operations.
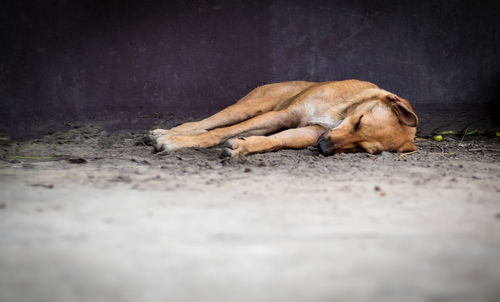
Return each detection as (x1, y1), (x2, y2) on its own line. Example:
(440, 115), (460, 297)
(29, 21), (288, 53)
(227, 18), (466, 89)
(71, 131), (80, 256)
(1, 0), (499, 139)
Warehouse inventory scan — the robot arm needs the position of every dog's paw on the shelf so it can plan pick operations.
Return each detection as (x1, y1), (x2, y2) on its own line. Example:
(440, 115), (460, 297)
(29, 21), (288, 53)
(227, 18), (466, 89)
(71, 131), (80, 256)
(153, 137), (179, 153)
(221, 138), (247, 157)
(149, 129), (183, 149)
(148, 129), (167, 146)
(154, 135), (199, 153)
(149, 128), (169, 138)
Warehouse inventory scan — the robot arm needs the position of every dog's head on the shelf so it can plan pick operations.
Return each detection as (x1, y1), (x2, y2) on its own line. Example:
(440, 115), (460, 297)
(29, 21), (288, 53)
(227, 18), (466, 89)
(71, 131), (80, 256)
(317, 89), (418, 155)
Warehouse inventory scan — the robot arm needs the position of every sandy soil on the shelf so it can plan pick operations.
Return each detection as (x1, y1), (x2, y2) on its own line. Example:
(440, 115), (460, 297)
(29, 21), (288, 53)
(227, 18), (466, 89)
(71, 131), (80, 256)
(0, 124), (499, 302)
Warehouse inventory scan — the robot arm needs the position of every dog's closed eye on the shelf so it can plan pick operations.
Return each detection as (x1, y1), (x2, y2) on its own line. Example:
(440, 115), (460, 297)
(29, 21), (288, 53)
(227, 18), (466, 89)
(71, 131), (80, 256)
(354, 115), (363, 131)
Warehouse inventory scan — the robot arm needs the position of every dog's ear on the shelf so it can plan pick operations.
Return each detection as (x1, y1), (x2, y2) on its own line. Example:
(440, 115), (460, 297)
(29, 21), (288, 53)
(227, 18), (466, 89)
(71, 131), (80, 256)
(387, 95), (418, 127)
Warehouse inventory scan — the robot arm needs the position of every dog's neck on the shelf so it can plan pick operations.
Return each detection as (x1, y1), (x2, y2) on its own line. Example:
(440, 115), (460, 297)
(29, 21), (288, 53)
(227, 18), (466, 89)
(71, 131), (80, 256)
(330, 88), (391, 120)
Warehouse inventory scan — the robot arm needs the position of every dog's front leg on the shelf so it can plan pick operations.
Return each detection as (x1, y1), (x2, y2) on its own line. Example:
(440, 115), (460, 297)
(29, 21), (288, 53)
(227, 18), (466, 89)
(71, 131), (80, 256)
(222, 125), (326, 157)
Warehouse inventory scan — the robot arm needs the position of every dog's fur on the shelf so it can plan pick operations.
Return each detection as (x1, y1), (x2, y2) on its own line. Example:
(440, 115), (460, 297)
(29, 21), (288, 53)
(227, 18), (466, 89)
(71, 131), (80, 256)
(149, 80), (418, 157)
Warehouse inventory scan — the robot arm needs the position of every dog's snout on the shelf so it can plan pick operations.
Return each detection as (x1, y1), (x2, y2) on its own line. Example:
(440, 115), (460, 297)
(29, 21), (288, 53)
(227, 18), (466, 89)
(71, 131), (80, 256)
(317, 135), (334, 156)
(318, 140), (327, 155)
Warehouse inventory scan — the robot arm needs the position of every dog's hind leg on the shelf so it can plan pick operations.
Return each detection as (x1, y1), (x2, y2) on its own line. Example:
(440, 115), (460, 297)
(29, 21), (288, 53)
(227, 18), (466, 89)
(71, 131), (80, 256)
(151, 97), (279, 138)
(154, 110), (299, 152)
(221, 125), (326, 157)
(149, 96), (285, 144)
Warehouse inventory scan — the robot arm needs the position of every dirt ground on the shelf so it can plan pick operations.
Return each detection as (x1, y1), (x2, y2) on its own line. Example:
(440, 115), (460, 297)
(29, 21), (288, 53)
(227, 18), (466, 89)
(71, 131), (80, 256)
(0, 124), (499, 302)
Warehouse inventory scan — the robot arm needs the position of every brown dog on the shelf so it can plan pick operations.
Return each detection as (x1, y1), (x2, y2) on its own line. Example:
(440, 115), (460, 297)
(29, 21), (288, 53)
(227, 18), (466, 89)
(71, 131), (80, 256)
(149, 80), (418, 157)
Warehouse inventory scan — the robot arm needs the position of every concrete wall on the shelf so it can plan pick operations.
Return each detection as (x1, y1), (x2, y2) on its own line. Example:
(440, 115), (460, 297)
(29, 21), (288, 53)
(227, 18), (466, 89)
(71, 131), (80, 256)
(1, 0), (499, 139)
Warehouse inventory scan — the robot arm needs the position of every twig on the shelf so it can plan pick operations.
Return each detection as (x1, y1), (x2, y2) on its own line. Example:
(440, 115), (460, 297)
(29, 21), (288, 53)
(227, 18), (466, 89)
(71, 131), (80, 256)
(429, 152), (456, 155)
(399, 150), (418, 159)
(458, 127), (468, 146)
(435, 143), (445, 153)
(468, 148), (500, 152)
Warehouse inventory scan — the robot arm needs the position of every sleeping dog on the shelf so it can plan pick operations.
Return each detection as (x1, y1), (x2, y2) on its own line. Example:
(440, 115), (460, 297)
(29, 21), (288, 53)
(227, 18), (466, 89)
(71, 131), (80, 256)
(149, 80), (418, 157)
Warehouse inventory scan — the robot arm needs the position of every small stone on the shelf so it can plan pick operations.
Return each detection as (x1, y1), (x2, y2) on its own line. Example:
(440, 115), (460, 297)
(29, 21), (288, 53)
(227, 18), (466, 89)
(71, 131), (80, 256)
(67, 158), (87, 164)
